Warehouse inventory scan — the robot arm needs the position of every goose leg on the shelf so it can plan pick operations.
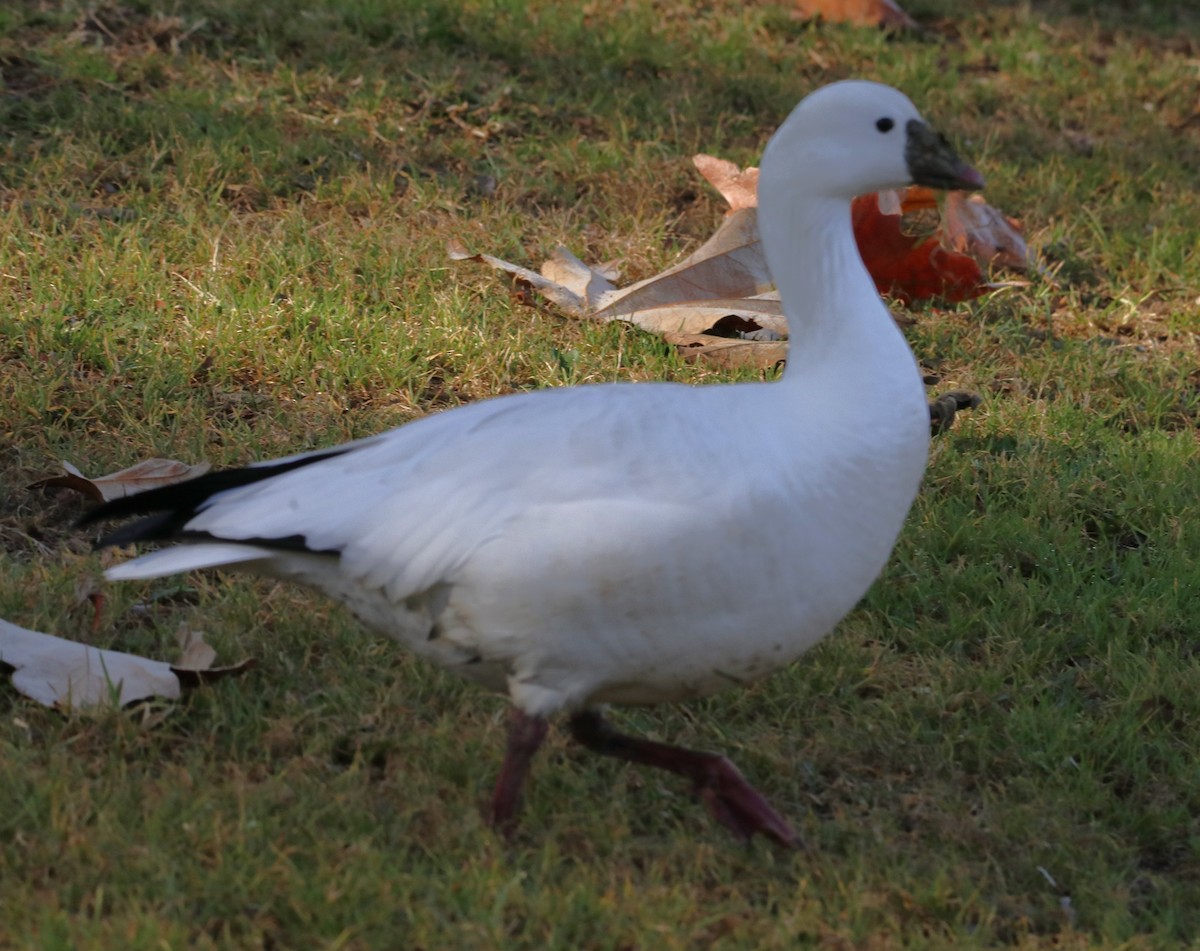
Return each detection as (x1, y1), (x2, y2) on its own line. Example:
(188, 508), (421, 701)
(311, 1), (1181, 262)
(568, 710), (799, 848)
(486, 709), (549, 834)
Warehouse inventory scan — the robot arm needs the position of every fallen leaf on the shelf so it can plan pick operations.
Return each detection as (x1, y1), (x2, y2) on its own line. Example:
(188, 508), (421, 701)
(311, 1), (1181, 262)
(29, 458), (211, 503)
(943, 191), (1029, 272)
(452, 211), (784, 365)
(607, 296), (788, 337)
(596, 208), (775, 322)
(447, 241), (603, 315)
(692, 154), (759, 212)
(662, 333), (789, 370)
(852, 189), (986, 304)
(794, 0), (917, 29)
(0, 616), (253, 710)
(169, 625), (254, 687)
(540, 246), (621, 307)
(174, 623), (217, 670)
(453, 152), (1025, 367)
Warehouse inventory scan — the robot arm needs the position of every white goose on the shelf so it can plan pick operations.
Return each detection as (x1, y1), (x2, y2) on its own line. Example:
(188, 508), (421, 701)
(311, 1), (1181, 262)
(85, 81), (983, 846)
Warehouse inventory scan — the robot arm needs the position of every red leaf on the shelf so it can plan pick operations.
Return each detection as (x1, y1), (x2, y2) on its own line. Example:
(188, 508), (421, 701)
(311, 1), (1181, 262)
(852, 189), (986, 304)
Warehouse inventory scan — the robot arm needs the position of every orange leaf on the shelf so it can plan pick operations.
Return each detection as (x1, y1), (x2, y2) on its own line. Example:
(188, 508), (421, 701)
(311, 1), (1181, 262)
(852, 189), (986, 304)
(794, 0), (917, 29)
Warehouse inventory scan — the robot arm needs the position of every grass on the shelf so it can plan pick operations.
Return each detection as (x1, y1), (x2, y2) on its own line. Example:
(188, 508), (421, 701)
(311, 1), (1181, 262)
(2, 0), (1200, 946)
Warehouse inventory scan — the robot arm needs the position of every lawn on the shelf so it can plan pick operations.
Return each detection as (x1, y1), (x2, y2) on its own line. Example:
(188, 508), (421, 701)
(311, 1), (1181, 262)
(2, 0), (1199, 947)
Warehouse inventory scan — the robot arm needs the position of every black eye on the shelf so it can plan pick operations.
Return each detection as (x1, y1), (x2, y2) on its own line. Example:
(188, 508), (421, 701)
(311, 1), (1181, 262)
(876, 117), (895, 133)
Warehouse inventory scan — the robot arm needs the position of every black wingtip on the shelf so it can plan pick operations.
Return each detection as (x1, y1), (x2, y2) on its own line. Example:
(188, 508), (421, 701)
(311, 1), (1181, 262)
(89, 512), (181, 549)
(79, 447), (352, 546)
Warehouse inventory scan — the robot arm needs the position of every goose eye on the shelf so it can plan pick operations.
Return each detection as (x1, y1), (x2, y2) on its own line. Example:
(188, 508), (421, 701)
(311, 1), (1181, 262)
(876, 117), (895, 133)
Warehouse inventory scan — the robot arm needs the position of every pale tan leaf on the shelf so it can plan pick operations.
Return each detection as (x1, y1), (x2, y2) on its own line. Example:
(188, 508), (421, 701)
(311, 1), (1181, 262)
(692, 154), (759, 212)
(661, 333), (789, 370)
(174, 623), (217, 671)
(794, 0), (917, 29)
(613, 297), (788, 337)
(671, 207), (769, 273)
(29, 458), (211, 503)
(943, 192), (1029, 272)
(0, 616), (182, 708)
(169, 624), (256, 685)
(540, 246), (620, 307)
(596, 209), (773, 320)
(447, 239), (591, 315)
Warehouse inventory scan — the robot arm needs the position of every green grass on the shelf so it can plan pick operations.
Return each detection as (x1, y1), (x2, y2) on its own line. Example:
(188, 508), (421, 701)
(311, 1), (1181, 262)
(3, 0), (1200, 947)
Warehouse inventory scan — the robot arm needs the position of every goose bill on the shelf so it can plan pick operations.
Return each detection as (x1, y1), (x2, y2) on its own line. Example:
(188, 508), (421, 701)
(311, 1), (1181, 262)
(905, 119), (985, 191)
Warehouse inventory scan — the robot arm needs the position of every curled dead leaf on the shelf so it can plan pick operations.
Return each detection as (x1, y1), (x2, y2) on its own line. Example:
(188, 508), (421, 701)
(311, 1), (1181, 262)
(692, 154), (759, 212)
(662, 333), (789, 370)
(29, 458), (211, 503)
(611, 297), (788, 337)
(943, 191), (1029, 272)
(597, 208), (774, 320)
(174, 623), (217, 670)
(453, 151), (1026, 368)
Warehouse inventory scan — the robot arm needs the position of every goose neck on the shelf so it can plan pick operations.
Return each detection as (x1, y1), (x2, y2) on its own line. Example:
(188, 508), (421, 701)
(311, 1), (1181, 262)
(761, 193), (896, 381)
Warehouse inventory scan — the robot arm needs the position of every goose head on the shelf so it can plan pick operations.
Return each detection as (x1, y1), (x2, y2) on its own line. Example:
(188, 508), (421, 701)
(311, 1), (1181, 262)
(758, 81), (984, 372)
(760, 80), (984, 203)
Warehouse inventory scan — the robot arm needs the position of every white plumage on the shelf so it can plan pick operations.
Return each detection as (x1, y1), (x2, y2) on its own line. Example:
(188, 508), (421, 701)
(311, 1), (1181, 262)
(89, 81), (983, 845)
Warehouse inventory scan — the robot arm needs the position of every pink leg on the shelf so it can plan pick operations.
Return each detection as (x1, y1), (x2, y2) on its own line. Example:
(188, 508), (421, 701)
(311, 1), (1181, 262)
(569, 710), (799, 848)
(485, 709), (549, 834)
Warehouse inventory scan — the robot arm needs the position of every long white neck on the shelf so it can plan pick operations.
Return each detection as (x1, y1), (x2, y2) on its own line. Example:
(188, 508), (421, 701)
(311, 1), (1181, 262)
(759, 191), (913, 386)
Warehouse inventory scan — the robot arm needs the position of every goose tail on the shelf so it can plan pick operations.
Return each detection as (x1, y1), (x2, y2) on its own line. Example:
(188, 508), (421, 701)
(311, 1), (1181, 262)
(77, 447), (350, 548)
(105, 544), (278, 581)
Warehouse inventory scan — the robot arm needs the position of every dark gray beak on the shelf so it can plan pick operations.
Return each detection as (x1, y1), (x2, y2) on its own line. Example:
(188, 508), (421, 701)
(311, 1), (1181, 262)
(905, 119), (985, 191)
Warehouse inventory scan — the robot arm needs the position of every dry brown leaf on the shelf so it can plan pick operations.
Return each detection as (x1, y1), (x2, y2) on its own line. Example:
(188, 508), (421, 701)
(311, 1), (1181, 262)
(0, 616), (252, 709)
(597, 208), (773, 321)
(662, 333), (789, 370)
(605, 297), (786, 337)
(452, 210), (782, 367)
(692, 154), (759, 212)
(169, 624), (255, 687)
(943, 192), (1029, 272)
(174, 623), (217, 670)
(447, 240), (610, 315)
(794, 0), (917, 29)
(540, 247), (620, 306)
(29, 458), (211, 503)
(453, 148), (1024, 369)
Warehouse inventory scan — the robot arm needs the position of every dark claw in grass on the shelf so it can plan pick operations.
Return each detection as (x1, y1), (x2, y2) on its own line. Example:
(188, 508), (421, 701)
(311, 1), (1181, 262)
(929, 390), (982, 435)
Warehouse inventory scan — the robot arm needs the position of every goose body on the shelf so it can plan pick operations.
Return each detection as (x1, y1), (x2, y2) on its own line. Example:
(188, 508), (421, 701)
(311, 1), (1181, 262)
(87, 81), (983, 844)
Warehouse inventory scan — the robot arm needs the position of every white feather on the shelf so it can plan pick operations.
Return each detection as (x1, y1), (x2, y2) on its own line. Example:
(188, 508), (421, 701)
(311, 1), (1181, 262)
(105, 544), (277, 580)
